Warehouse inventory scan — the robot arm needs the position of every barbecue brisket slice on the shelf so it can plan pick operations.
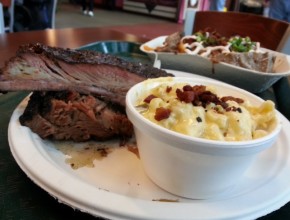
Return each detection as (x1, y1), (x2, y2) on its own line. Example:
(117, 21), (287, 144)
(0, 43), (172, 106)
(20, 91), (133, 142)
(1, 43), (173, 141)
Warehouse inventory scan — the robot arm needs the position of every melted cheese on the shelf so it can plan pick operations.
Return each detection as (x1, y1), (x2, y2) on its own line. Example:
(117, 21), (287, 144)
(138, 83), (277, 141)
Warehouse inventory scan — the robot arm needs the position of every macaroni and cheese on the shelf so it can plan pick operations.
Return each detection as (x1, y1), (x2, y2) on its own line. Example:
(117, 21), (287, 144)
(137, 81), (277, 141)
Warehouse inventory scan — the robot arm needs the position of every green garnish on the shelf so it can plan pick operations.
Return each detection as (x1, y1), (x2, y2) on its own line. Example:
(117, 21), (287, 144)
(193, 31), (228, 47)
(195, 32), (207, 42)
(192, 30), (257, 53)
(229, 36), (256, 52)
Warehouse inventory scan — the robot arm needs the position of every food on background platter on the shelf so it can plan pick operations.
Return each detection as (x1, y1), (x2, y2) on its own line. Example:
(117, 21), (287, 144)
(136, 78), (278, 141)
(0, 43), (172, 142)
(143, 30), (276, 73)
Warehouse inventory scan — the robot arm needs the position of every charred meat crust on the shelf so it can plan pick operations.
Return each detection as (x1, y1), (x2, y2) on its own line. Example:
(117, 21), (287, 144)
(14, 43), (171, 79)
(0, 43), (173, 106)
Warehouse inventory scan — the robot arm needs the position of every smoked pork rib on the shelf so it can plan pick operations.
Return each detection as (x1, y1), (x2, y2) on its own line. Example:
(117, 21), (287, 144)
(0, 43), (171, 106)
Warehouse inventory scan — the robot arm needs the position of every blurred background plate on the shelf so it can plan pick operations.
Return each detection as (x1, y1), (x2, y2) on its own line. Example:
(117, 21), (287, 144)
(140, 36), (290, 93)
(78, 41), (153, 65)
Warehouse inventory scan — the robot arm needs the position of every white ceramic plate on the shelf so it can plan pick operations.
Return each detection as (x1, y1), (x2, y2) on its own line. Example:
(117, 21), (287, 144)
(140, 36), (290, 93)
(9, 70), (290, 220)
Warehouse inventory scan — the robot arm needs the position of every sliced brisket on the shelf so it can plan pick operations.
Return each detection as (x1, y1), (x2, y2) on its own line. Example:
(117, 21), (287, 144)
(20, 91), (133, 142)
(0, 43), (172, 106)
(1, 43), (173, 142)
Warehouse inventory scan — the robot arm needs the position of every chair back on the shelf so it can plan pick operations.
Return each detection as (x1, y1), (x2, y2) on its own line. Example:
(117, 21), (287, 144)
(184, 11), (289, 51)
(277, 26), (290, 55)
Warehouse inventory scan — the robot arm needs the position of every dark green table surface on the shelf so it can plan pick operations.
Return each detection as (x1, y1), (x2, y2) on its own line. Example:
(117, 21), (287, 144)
(1, 91), (290, 220)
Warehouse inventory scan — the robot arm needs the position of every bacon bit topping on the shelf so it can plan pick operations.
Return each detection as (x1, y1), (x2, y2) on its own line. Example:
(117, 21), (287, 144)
(155, 107), (171, 121)
(147, 84), (245, 120)
(173, 85), (244, 112)
(144, 94), (157, 103)
(176, 89), (195, 103)
(199, 91), (219, 104)
(221, 96), (244, 104)
(166, 86), (172, 93)
(196, 116), (202, 123)
(183, 85), (193, 91)
(192, 85), (206, 95)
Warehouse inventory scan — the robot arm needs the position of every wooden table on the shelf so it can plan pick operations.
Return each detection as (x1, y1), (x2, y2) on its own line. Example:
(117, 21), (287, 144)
(0, 27), (147, 67)
(0, 27), (290, 220)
